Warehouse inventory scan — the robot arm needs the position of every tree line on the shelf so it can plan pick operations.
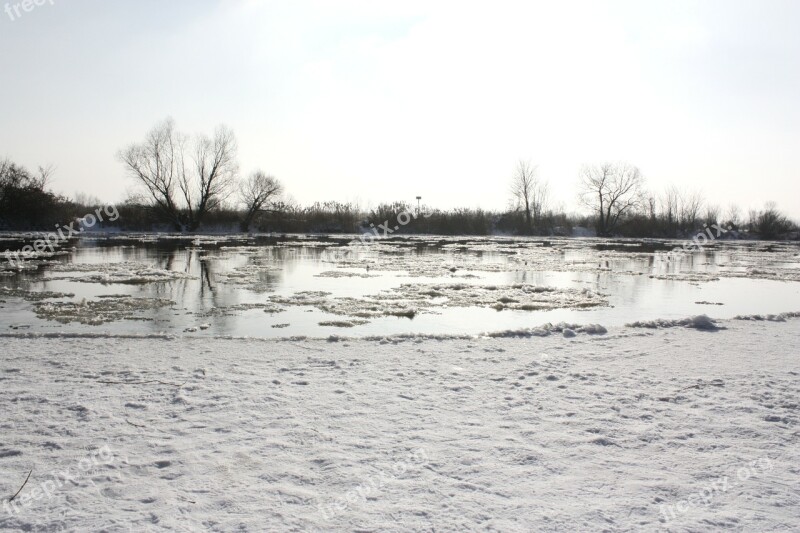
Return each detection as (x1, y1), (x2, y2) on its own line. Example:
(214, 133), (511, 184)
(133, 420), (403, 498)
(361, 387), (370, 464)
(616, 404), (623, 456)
(509, 159), (796, 239)
(1, 120), (798, 240)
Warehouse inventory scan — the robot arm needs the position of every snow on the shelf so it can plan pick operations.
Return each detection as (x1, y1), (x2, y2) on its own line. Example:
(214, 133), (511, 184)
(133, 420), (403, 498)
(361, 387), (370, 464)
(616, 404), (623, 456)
(315, 271), (376, 279)
(45, 262), (195, 285)
(626, 315), (722, 331)
(216, 262), (282, 292)
(1, 317), (798, 531)
(735, 311), (800, 322)
(33, 296), (175, 326)
(268, 284), (607, 321)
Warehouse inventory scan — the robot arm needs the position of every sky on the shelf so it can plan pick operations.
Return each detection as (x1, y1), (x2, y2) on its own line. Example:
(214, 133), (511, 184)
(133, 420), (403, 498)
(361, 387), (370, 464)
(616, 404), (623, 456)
(1, 0), (798, 218)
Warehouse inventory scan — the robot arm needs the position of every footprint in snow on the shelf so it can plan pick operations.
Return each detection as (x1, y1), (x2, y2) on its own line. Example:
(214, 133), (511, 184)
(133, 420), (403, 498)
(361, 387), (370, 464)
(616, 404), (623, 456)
(591, 437), (618, 446)
(0, 449), (22, 458)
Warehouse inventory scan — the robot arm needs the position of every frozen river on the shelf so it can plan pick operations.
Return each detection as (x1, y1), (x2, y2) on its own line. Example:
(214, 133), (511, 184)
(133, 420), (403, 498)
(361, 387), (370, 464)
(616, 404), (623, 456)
(1, 234), (799, 338)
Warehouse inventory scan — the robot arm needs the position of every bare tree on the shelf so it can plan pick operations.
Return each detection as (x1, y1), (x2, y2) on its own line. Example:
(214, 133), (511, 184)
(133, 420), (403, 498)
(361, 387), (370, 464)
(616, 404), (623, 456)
(510, 160), (548, 234)
(119, 118), (239, 231)
(74, 191), (103, 207)
(0, 159), (51, 191)
(678, 189), (704, 232)
(647, 194), (657, 221)
(704, 204), (721, 227)
(35, 165), (54, 190)
(179, 125), (238, 231)
(118, 119), (183, 230)
(725, 204), (741, 230)
(578, 162), (644, 236)
(532, 180), (550, 230)
(747, 208), (759, 232)
(660, 185), (680, 233)
(756, 201), (794, 239)
(239, 171), (282, 232)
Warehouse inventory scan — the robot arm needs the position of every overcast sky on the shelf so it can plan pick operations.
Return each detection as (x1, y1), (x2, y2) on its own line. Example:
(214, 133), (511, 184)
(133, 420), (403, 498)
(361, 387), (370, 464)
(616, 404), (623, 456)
(1, 0), (798, 217)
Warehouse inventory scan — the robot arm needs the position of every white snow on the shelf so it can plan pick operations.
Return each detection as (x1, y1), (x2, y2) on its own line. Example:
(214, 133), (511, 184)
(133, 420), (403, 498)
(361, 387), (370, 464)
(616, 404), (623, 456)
(626, 314), (722, 331)
(269, 283), (607, 320)
(46, 262), (195, 285)
(1, 317), (798, 531)
(33, 296), (175, 326)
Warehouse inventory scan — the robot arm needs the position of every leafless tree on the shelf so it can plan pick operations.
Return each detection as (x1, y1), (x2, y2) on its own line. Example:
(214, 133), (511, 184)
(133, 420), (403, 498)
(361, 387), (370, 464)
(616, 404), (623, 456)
(239, 171), (282, 232)
(510, 160), (549, 234)
(678, 190), (704, 232)
(704, 204), (721, 226)
(578, 162), (644, 236)
(32, 165), (54, 190)
(0, 159), (52, 191)
(74, 191), (103, 207)
(747, 208), (759, 232)
(118, 119), (182, 230)
(179, 125), (238, 230)
(660, 186), (680, 231)
(756, 201), (794, 238)
(647, 195), (657, 220)
(725, 204), (741, 230)
(119, 118), (239, 231)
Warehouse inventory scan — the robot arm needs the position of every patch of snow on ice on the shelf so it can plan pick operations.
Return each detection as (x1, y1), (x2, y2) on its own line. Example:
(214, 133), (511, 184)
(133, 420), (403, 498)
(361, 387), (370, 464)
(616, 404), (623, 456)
(34, 296), (175, 325)
(46, 262), (195, 284)
(626, 315), (722, 331)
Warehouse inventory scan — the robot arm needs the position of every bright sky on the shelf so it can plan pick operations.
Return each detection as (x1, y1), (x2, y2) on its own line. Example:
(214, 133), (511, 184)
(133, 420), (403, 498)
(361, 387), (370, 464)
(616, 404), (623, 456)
(1, 0), (798, 217)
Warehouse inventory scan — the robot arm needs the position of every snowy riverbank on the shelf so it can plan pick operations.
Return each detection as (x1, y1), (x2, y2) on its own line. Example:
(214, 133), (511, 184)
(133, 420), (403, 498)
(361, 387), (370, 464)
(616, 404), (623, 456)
(1, 317), (799, 531)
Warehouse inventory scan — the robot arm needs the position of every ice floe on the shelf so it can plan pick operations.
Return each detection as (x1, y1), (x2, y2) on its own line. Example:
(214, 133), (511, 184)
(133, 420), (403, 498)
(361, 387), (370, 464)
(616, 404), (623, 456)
(626, 315), (721, 331)
(45, 262), (195, 284)
(34, 296), (175, 325)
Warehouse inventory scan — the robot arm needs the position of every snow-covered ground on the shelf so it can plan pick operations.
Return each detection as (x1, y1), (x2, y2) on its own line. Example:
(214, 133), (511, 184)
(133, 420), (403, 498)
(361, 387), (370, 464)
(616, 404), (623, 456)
(1, 317), (798, 532)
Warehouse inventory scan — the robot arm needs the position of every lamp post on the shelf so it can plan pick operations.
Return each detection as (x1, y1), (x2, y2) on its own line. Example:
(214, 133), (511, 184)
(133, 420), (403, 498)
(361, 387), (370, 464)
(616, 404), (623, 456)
(416, 196), (422, 218)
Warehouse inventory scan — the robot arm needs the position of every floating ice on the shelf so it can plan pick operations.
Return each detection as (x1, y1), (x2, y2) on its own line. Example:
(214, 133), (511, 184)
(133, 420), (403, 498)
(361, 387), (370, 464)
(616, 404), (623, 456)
(0, 287), (75, 301)
(34, 296), (175, 325)
(626, 315), (721, 331)
(318, 320), (370, 328)
(314, 270), (376, 279)
(269, 282), (607, 320)
(46, 262), (195, 284)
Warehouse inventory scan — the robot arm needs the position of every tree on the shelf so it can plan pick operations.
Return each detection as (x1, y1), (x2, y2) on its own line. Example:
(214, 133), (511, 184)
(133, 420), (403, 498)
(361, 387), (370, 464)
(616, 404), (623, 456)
(660, 185), (680, 234)
(119, 118), (239, 231)
(646, 195), (657, 221)
(239, 171), (282, 232)
(678, 190), (704, 233)
(178, 125), (238, 231)
(725, 204), (741, 230)
(0, 159), (51, 192)
(578, 162), (644, 236)
(0, 159), (60, 229)
(510, 160), (548, 234)
(74, 191), (103, 207)
(704, 204), (721, 227)
(756, 202), (793, 239)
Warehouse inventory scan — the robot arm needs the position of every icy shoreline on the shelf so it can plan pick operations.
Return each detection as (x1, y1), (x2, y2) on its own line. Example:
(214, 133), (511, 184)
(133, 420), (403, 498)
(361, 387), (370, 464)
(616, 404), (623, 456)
(1, 318), (799, 531)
